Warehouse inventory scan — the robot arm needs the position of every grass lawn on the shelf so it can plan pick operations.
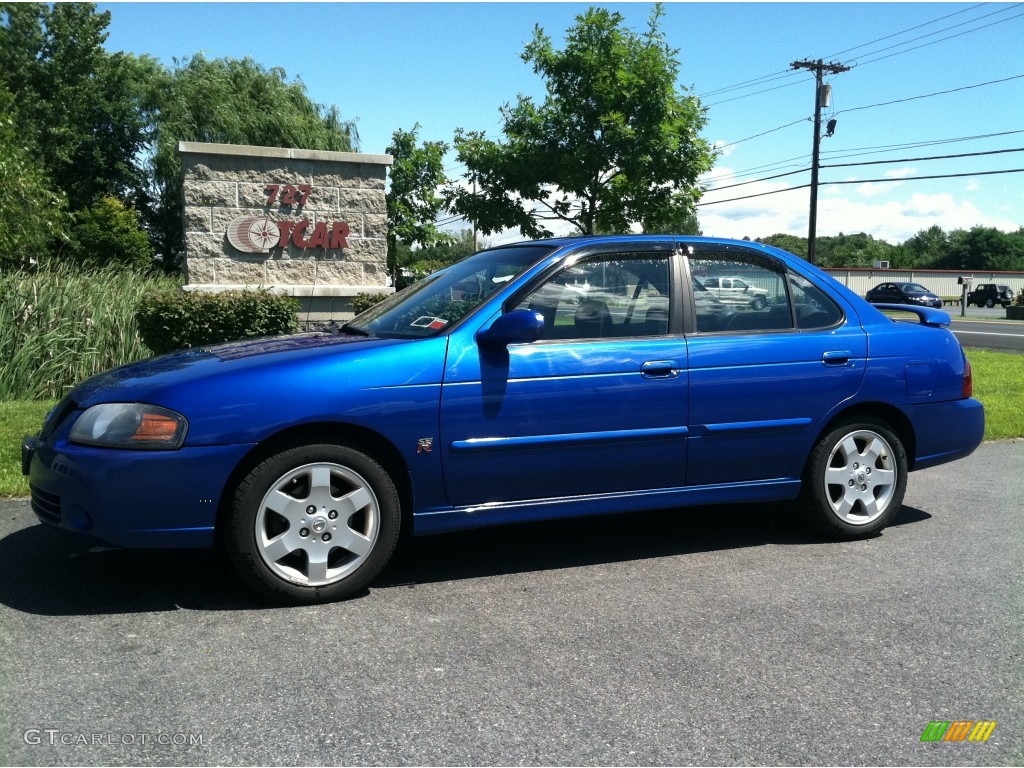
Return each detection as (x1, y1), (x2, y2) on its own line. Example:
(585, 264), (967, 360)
(1, 400), (55, 498)
(1, 347), (1020, 498)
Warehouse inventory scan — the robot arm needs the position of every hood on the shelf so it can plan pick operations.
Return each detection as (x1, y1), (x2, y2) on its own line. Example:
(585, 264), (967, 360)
(69, 332), (399, 408)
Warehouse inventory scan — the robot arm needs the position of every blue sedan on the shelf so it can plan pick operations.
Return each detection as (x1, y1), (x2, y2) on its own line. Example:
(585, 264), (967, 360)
(23, 236), (984, 604)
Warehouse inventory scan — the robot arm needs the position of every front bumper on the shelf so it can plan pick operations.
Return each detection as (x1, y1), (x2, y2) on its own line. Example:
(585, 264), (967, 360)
(24, 436), (256, 548)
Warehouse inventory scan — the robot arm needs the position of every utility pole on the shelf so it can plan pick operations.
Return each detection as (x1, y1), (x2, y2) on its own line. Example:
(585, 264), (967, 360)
(791, 59), (849, 265)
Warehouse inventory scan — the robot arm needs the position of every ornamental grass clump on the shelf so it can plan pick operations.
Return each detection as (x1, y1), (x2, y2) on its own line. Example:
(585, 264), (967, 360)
(0, 263), (179, 400)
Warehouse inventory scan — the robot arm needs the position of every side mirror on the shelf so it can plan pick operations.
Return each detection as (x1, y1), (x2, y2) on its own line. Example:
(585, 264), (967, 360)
(477, 309), (545, 347)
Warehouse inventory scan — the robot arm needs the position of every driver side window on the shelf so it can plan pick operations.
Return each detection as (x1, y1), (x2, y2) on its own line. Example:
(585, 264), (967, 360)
(514, 253), (672, 340)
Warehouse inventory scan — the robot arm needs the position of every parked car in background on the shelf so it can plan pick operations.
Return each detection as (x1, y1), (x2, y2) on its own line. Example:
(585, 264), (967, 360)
(23, 236), (984, 605)
(967, 283), (1014, 308)
(865, 282), (943, 309)
(699, 276), (770, 310)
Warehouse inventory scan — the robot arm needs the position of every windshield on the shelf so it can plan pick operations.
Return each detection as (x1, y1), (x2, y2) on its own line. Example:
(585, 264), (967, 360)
(902, 283), (930, 293)
(346, 245), (557, 338)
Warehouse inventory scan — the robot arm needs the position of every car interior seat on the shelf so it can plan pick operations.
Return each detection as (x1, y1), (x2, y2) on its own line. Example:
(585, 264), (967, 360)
(574, 299), (613, 338)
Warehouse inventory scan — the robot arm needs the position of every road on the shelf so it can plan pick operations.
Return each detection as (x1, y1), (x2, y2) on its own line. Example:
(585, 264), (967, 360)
(951, 319), (1024, 353)
(1, 440), (1021, 766)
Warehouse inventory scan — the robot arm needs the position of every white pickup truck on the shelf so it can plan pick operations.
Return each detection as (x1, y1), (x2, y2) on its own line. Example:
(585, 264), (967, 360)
(700, 276), (770, 310)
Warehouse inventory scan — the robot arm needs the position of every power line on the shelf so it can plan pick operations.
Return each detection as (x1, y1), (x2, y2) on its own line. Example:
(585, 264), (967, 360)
(698, 167), (1024, 207)
(693, 4), (1022, 108)
(827, 167), (1024, 185)
(711, 73), (1023, 169)
(849, 7), (1024, 69)
(821, 146), (1024, 170)
(703, 146), (1024, 195)
(835, 73), (1024, 116)
(820, 2), (991, 59)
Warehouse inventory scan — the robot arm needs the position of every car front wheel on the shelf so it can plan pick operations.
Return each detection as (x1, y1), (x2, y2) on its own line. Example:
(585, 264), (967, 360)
(800, 419), (907, 539)
(226, 443), (401, 604)
(985, 298), (995, 308)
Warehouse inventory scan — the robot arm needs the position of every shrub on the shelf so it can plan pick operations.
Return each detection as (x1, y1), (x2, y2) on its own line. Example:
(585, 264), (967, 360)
(350, 291), (390, 315)
(136, 289), (300, 355)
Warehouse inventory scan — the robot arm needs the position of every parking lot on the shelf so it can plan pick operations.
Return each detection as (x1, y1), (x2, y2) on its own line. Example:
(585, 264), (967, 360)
(1, 440), (1021, 766)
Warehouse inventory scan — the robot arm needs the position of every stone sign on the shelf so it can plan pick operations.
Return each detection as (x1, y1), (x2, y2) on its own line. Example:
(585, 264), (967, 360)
(179, 141), (393, 322)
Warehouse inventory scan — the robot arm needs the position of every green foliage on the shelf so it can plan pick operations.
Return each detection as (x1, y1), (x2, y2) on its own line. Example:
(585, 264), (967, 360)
(65, 196), (154, 268)
(757, 234), (808, 259)
(146, 54), (359, 263)
(135, 290), (300, 355)
(758, 228), (1024, 272)
(351, 291), (390, 315)
(396, 229), (479, 288)
(0, 86), (68, 268)
(0, 3), (154, 212)
(386, 124), (452, 281)
(447, 4), (716, 238)
(814, 232), (897, 268)
(0, 400), (57, 497)
(0, 263), (179, 400)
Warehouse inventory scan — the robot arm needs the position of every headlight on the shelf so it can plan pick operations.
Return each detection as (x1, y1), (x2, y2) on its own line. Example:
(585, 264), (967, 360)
(69, 403), (187, 450)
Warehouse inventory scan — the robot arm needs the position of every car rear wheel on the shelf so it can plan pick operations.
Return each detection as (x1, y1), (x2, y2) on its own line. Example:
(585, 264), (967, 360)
(800, 418), (907, 539)
(225, 443), (401, 604)
(750, 297), (767, 310)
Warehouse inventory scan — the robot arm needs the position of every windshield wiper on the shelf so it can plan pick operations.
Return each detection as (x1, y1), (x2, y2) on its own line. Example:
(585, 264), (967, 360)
(335, 322), (372, 337)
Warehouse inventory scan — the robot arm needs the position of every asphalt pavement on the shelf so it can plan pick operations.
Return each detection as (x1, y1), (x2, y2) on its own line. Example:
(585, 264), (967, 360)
(0, 440), (1022, 766)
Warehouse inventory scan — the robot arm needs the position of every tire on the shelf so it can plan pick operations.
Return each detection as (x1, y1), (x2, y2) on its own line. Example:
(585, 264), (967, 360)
(985, 298), (995, 308)
(799, 418), (907, 540)
(225, 443), (401, 604)
(750, 297), (766, 311)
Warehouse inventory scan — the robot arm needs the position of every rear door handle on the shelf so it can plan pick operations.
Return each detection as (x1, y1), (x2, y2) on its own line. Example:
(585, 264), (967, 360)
(641, 360), (680, 378)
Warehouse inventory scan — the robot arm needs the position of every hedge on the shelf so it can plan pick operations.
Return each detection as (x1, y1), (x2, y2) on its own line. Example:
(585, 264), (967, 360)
(136, 290), (300, 355)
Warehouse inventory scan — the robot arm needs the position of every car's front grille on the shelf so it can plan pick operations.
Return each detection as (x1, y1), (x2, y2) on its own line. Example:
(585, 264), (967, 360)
(30, 485), (61, 525)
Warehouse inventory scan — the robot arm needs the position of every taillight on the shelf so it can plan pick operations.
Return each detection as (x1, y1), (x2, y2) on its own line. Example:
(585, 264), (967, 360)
(962, 355), (973, 399)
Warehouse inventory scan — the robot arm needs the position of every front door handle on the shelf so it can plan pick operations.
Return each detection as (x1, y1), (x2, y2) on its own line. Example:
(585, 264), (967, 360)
(641, 360), (680, 378)
(822, 350), (852, 366)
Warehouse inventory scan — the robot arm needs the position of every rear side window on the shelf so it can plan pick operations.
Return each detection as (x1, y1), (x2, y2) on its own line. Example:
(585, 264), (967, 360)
(689, 251), (790, 333)
(789, 272), (844, 329)
(687, 248), (843, 333)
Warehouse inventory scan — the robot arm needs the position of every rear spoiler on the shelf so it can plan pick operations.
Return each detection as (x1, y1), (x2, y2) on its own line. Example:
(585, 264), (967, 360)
(873, 304), (951, 328)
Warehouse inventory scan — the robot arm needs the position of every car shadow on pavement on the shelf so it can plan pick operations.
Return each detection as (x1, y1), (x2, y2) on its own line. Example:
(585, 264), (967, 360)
(378, 502), (932, 590)
(0, 502), (931, 616)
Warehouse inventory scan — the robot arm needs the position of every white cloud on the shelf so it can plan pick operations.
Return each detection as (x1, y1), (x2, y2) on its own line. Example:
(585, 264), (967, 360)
(698, 180), (1020, 243)
(884, 167), (917, 179)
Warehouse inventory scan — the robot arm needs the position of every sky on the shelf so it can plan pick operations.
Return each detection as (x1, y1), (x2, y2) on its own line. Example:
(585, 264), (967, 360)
(97, 2), (1024, 246)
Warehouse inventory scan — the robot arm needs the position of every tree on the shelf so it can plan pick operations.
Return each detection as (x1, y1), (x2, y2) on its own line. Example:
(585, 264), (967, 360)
(446, 4), (715, 238)
(0, 85), (68, 268)
(814, 232), (897, 268)
(0, 3), (154, 213)
(385, 125), (451, 282)
(65, 196), (154, 269)
(146, 54), (359, 264)
(757, 234), (808, 259)
(897, 225), (948, 268)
